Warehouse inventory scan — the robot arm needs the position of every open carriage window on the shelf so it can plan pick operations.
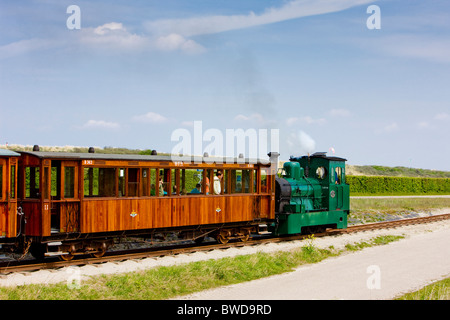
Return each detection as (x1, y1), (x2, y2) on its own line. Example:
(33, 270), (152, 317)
(260, 168), (269, 194)
(128, 168), (139, 197)
(25, 167), (40, 198)
(84, 167), (116, 197)
(64, 167), (75, 198)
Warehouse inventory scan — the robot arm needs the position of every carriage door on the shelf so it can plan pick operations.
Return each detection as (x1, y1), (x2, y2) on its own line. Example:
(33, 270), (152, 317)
(0, 157), (17, 238)
(51, 160), (80, 233)
(0, 158), (7, 237)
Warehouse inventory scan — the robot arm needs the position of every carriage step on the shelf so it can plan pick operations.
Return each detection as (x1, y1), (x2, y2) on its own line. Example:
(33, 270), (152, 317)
(258, 224), (271, 235)
(47, 241), (63, 246)
(45, 251), (70, 257)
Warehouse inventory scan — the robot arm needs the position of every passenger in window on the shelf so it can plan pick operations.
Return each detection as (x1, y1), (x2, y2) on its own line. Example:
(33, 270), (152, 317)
(159, 177), (167, 195)
(190, 183), (201, 194)
(205, 175), (210, 194)
(213, 171), (223, 195)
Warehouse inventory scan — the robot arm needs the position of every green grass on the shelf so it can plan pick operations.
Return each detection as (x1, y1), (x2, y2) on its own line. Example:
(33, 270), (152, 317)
(344, 235), (404, 251)
(349, 197), (450, 224)
(0, 235), (403, 300)
(396, 277), (450, 300)
(347, 164), (450, 178)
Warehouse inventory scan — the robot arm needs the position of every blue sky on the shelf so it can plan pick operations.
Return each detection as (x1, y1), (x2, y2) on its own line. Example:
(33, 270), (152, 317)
(1, 0), (449, 170)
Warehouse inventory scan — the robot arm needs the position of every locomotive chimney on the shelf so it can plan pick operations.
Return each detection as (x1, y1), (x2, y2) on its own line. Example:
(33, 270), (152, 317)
(88, 147), (95, 153)
(33, 145), (40, 151)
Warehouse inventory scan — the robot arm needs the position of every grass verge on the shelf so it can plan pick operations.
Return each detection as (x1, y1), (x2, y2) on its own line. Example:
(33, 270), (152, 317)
(0, 235), (403, 300)
(349, 197), (450, 224)
(396, 277), (450, 300)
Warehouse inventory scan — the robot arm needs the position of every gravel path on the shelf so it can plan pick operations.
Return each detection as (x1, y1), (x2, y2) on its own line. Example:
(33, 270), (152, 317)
(1, 209), (449, 300)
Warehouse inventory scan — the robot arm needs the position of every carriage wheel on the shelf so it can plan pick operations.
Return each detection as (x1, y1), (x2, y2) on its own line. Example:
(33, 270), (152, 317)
(59, 253), (74, 261)
(91, 247), (106, 258)
(216, 234), (229, 244)
(240, 233), (250, 242)
(239, 229), (251, 242)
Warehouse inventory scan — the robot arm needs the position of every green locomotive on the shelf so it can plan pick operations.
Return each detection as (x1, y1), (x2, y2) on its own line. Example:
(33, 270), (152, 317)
(272, 152), (349, 235)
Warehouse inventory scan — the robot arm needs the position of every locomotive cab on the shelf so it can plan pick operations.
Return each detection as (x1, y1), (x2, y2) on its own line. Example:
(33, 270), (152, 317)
(273, 152), (349, 235)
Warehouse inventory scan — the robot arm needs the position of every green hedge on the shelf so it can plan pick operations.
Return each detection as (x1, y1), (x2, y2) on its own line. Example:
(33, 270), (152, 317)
(346, 175), (450, 195)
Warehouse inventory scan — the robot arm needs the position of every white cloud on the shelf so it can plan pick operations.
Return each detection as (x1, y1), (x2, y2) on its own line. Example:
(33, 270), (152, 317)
(329, 108), (351, 117)
(418, 121), (430, 129)
(359, 34), (450, 64)
(383, 122), (399, 133)
(434, 112), (449, 121)
(234, 113), (277, 126)
(145, 0), (373, 37)
(286, 116), (326, 126)
(155, 33), (205, 54)
(80, 22), (150, 50)
(133, 112), (168, 124)
(94, 22), (125, 35)
(0, 38), (55, 59)
(82, 120), (120, 129)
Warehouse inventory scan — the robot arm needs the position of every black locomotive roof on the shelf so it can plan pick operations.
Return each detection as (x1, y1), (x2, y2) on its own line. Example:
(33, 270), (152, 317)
(290, 152), (347, 162)
(18, 151), (271, 165)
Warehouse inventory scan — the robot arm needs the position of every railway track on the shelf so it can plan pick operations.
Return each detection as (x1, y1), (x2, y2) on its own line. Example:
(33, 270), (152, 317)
(1, 213), (449, 275)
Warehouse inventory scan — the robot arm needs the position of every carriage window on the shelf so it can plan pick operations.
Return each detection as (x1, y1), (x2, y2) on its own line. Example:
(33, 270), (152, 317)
(64, 167), (75, 198)
(171, 169), (179, 195)
(243, 170), (252, 193)
(0, 166), (3, 198)
(10, 165), (16, 199)
(209, 169), (223, 195)
(118, 168), (126, 197)
(128, 168), (139, 197)
(230, 169), (252, 194)
(150, 169), (157, 196)
(43, 167), (49, 199)
(141, 168), (149, 196)
(84, 167), (116, 197)
(180, 169), (199, 195)
(25, 167), (40, 198)
(260, 168), (269, 193)
(159, 169), (170, 196)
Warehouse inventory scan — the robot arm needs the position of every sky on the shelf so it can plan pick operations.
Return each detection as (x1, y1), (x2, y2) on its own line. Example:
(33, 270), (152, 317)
(0, 0), (449, 170)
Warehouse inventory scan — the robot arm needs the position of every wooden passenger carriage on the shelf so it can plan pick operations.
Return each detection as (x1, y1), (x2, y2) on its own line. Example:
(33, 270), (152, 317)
(13, 148), (278, 259)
